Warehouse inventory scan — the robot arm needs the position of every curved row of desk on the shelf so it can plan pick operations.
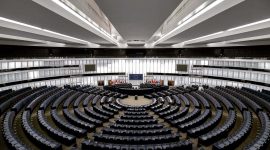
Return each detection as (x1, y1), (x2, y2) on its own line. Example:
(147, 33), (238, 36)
(0, 84), (269, 150)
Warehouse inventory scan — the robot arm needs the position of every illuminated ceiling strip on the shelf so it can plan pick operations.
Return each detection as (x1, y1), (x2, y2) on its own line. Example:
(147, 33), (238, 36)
(227, 18), (270, 31)
(51, 0), (119, 44)
(0, 33), (67, 47)
(0, 33), (53, 43)
(173, 17), (270, 47)
(0, 17), (100, 47)
(33, 0), (123, 46)
(0, 34), (66, 47)
(177, 0), (216, 25)
(227, 34), (270, 43)
(152, 0), (225, 46)
(206, 42), (243, 47)
(150, 0), (244, 46)
(207, 34), (270, 46)
(172, 31), (224, 47)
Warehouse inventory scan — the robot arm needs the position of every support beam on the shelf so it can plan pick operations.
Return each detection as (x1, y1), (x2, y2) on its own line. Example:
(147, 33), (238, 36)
(0, 16), (99, 47)
(151, 0), (245, 46)
(32, 0), (123, 46)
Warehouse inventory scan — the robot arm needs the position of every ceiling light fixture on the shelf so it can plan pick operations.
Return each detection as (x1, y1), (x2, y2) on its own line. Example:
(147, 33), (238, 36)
(50, 0), (123, 47)
(0, 16), (100, 47)
(151, 0), (225, 46)
(172, 31), (224, 47)
(207, 34), (270, 46)
(173, 17), (270, 47)
(227, 18), (270, 31)
(0, 33), (67, 47)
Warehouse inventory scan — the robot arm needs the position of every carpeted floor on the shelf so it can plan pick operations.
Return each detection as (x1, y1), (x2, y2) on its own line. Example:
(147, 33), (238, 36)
(119, 96), (153, 106)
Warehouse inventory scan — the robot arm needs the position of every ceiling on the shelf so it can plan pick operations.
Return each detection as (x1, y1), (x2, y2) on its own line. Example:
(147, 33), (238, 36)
(166, 0), (270, 44)
(95, 0), (182, 42)
(0, 0), (269, 48)
(0, 0), (109, 45)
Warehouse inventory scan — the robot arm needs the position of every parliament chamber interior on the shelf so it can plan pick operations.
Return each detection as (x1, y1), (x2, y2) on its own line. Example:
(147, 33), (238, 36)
(0, 0), (270, 150)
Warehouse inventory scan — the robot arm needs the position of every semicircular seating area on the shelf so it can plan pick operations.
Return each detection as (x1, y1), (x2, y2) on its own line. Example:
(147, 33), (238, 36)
(0, 84), (269, 150)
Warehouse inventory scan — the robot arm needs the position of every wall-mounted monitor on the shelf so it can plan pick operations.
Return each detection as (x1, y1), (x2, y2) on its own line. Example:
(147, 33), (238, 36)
(85, 64), (96, 72)
(176, 64), (188, 72)
(129, 74), (143, 80)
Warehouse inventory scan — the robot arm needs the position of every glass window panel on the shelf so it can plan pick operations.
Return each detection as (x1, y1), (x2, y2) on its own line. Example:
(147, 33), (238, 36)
(15, 73), (21, 81)
(28, 72), (34, 79)
(265, 63), (270, 69)
(2, 62), (8, 69)
(265, 75), (270, 83)
(229, 61), (234, 67)
(217, 70), (222, 76)
(222, 70), (227, 77)
(239, 72), (245, 79)
(233, 71), (239, 79)
(28, 61), (33, 67)
(9, 62), (15, 69)
(8, 73), (15, 82)
(224, 61), (229, 67)
(15, 62), (21, 68)
(22, 62), (27, 68)
(258, 62), (265, 69)
(251, 73), (258, 81)
(258, 74), (264, 82)
(246, 62), (252, 68)
(213, 69), (217, 76)
(239, 62), (245, 67)
(2, 75), (8, 83)
(108, 60), (112, 73)
(228, 71), (233, 78)
(34, 61), (39, 67)
(234, 61), (240, 67)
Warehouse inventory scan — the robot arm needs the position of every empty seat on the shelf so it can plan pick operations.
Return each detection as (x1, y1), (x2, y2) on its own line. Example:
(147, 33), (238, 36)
(165, 96), (174, 104)
(22, 110), (62, 150)
(62, 92), (81, 109)
(51, 109), (87, 136)
(213, 111), (252, 150)
(51, 90), (74, 109)
(184, 93), (201, 109)
(37, 110), (76, 145)
(82, 94), (96, 107)
(178, 109), (211, 131)
(199, 110), (236, 145)
(92, 95), (102, 105)
(191, 92), (210, 109)
(177, 94), (190, 107)
(63, 109), (95, 131)
(171, 109), (201, 126)
(188, 109), (222, 137)
(244, 111), (270, 150)
(172, 95), (181, 105)
(73, 93), (88, 108)
(3, 111), (30, 150)
(199, 90), (222, 110)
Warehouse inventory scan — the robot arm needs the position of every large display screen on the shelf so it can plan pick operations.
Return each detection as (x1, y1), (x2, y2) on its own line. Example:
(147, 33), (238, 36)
(176, 64), (188, 72)
(129, 74), (143, 80)
(85, 64), (96, 72)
